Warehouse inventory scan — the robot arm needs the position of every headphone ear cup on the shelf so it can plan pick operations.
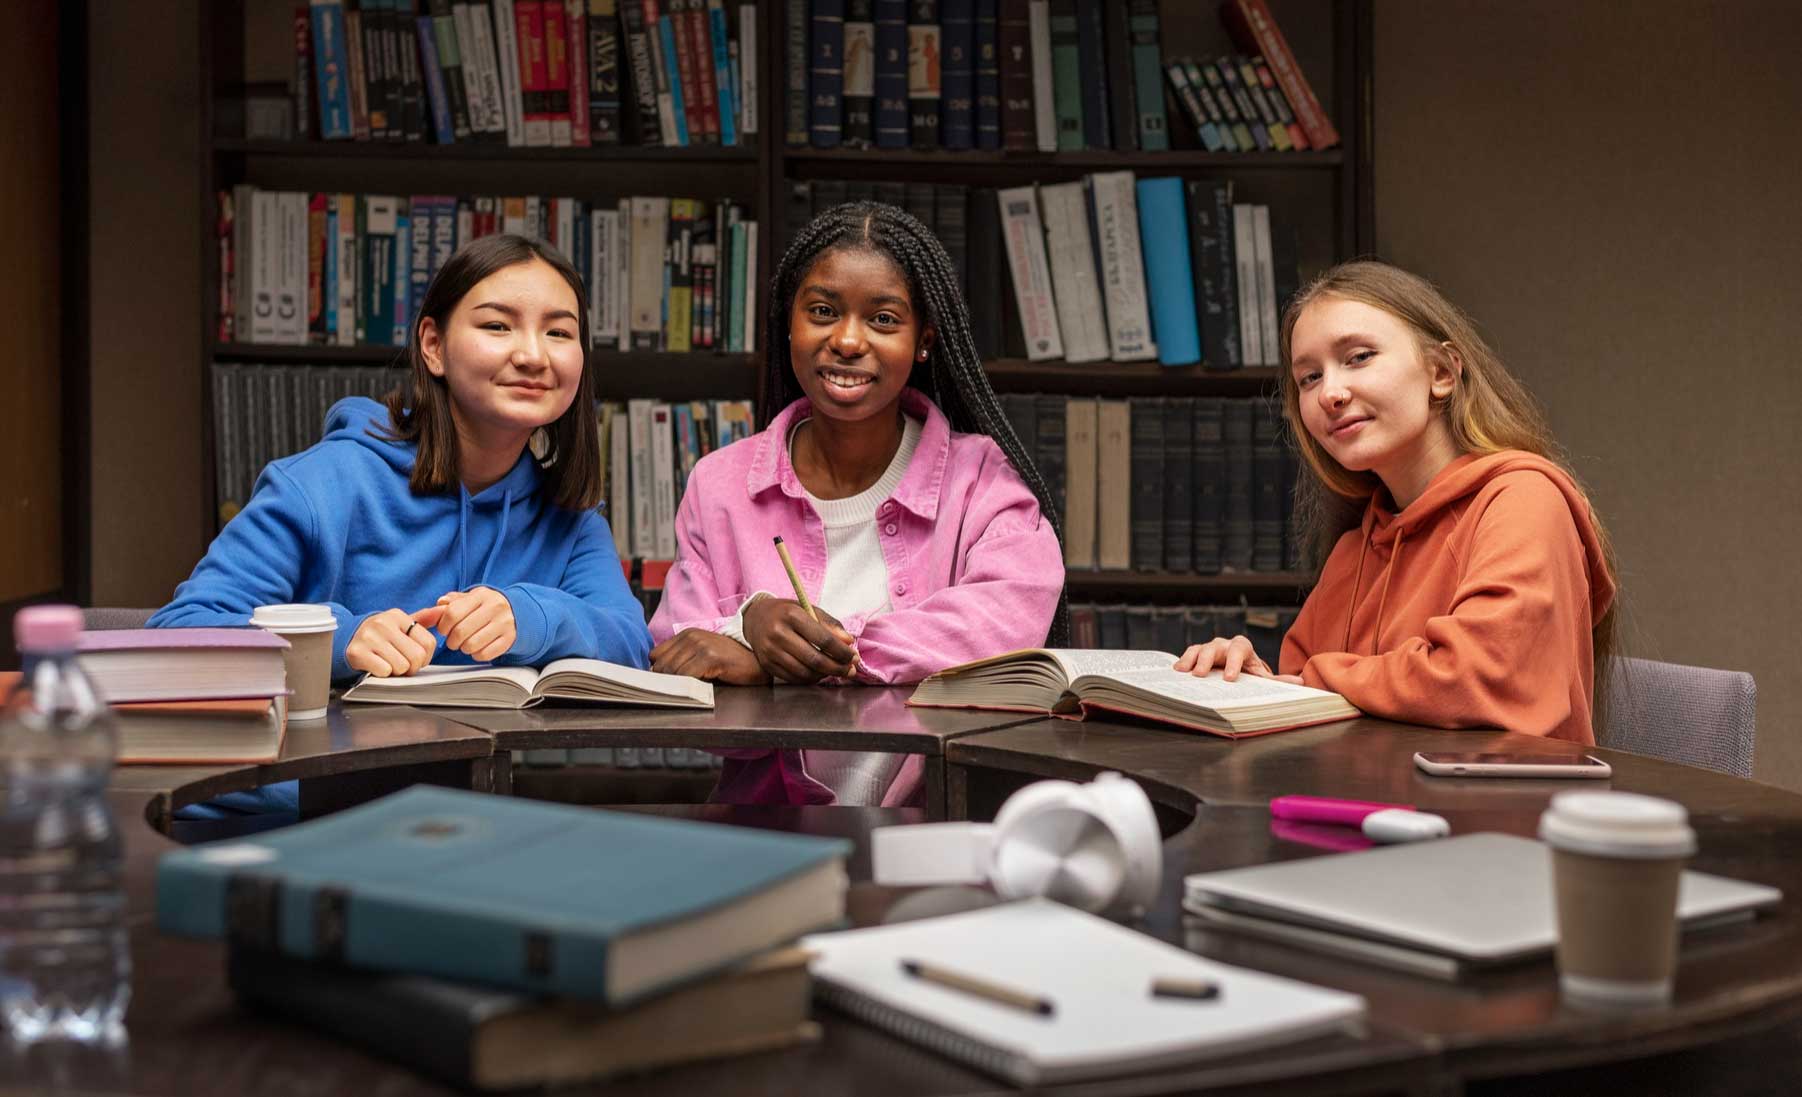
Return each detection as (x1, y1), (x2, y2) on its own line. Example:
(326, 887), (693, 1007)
(991, 802), (1127, 912)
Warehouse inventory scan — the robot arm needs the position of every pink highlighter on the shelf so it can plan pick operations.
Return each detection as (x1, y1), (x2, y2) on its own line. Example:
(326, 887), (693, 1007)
(1269, 795), (1451, 843)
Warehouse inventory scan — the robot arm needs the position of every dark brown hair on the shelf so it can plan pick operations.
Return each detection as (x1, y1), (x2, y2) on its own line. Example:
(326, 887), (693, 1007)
(382, 233), (601, 510)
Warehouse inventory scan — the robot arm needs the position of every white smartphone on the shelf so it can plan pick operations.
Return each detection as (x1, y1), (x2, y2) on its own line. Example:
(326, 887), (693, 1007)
(1412, 750), (1613, 779)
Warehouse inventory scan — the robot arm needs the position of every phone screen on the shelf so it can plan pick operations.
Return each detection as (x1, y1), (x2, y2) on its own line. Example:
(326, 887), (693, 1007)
(1417, 752), (1605, 767)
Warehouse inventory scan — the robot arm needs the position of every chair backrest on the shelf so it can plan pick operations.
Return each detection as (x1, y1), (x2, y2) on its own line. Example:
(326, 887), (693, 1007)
(1598, 656), (1756, 779)
(81, 607), (156, 631)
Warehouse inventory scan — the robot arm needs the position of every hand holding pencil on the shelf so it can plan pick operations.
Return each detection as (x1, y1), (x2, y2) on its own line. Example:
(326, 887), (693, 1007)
(740, 537), (860, 683)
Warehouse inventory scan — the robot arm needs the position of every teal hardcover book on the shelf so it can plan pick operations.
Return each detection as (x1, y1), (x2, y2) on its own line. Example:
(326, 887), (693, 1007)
(156, 786), (850, 1004)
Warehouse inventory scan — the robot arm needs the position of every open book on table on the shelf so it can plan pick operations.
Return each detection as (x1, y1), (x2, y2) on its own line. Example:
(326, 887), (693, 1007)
(341, 658), (714, 710)
(907, 649), (1358, 737)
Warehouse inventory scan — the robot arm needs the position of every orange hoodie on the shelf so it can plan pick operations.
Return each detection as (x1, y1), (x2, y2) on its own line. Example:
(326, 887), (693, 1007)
(1280, 451), (1616, 744)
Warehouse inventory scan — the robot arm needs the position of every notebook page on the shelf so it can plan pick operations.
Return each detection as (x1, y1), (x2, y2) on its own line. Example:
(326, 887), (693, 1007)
(803, 898), (1363, 1082)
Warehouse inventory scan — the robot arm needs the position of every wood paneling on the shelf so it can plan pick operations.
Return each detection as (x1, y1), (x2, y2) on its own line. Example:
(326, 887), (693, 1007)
(0, 0), (62, 602)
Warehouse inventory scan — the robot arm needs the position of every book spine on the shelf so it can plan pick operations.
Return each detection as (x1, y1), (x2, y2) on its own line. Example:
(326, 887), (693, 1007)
(449, 4), (492, 136)
(1162, 397), (1194, 573)
(357, 2), (388, 138)
(1221, 397), (1253, 570)
(1186, 179), (1239, 370)
(281, 192), (309, 344)
(546, 1), (580, 145)
(872, 0), (909, 148)
(972, 0), (999, 149)
(1253, 56), (1306, 150)
(1134, 176), (1199, 367)
(344, 11), (372, 139)
(1036, 182), (1107, 363)
(1231, 202), (1261, 365)
(1087, 171), (1155, 362)
(1101, 0), (1135, 151)
(1219, 0), (1337, 148)
(1071, 0), (1107, 148)
(1025, 0), (1054, 151)
(655, 8), (690, 144)
(1033, 394), (1066, 529)
(996, 0), (1030, 151)
(618, 0), (662, 143)
(784, 0), (809, 145)
(428, 0), (475, 140)
(1251, 399), (1284, 571)
(840, 0), (875, 146)
(1095, 398), (1130, 570)
(964, 186), (1003, 359)
(937, 0), (974, 149)
(627, 398), (657, 557)
(906, 1), (940, 148)
(1215, 55), (1270, 150)
(708, 0), (738, 145)
(650, 402), (678, 558)
(1046, 0), (1079, 150)
(1235, 55), (1288, 150)
(1251, 204), (1278, 367)
(934, 183), (968, 298)
(306, 193), (328, 343)
(392, 209), (411, 345)
(310, 1), (355, 139)
(469, 2), (514, 140)
(738, 3), (759, 135)
(1163, 60), (1222, 151)
(810, 0), (846, 147)
(995, 186), (1063, 361)
(1196, 58), (1253, 151)
(670, 0), (709, 144)
(1126, 0), (1165, 151)
(1192, 397), (1224, 573)
(416, 16), (457, 142)
(1062, 396), (1097, 569)
(1129, 396), (1163, 572)
(510, 0), (549, 145)
(687, 0), (723, 142)
(588, 0), (622, 143)
(335, 193), (357, 345)
(396, 5), (430, 142)
(217, 190), (235, 342)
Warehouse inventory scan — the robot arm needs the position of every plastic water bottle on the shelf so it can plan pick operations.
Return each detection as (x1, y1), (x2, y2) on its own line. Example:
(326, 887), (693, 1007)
(0, 605), (130, 1046)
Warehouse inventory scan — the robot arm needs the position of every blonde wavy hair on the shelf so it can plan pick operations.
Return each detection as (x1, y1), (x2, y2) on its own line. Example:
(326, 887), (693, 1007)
(1275, 261), (1619, 698)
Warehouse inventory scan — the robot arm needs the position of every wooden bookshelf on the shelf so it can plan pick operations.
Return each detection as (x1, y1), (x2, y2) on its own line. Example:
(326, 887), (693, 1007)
(198, 0), (1371, 630)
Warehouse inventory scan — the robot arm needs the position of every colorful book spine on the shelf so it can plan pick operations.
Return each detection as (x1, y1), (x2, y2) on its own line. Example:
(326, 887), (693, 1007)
(708, 0), (739, 145)
(656, 8), (691, 143)
(588, 0), (622, 143)
(686, 0), (722, 143)
(427, 1), (474, 140)
(619, 0), (663, 143)
(1219, 0), (1338, 148)
(1135, 177), (1200, 367)
(416, 16), (458, 143)
(906, 1), (940, 148)
(310, 0), (356, 139)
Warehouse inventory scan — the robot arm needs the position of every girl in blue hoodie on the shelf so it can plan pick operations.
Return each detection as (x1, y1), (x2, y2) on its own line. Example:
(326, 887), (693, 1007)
(151, 235), (650, 812)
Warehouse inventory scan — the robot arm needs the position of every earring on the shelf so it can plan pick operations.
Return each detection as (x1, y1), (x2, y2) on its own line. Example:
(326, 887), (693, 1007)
(917, 349), (928, 360)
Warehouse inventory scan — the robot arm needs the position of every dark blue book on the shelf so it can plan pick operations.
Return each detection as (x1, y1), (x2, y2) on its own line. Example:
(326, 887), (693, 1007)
(157, 785), (850, 1004)
(873, 0), (910, 147)
(1130, 396), (1164, 572)
(1072, 0), (1109, 148)
(1192, 398), (1226, 574)
(415, 15), (457, 144)
(810, 0), (846, 147)
(973, 0), (1000, 148)
(1186, 179), (1240, 370)
(842, 0), (876, 145)
(1222, 398), (1254, 570)
(938, 0), (975, 148)
(1163, 398), (1195, 573)
(309, 0), (355, 139)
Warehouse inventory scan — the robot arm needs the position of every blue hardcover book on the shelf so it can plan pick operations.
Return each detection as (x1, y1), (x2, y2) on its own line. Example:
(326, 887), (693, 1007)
(937, 0), (974, 149)
(309, 0), (355, 140)
(872, 0), (909, 147)
(658, 13), (691, 145)
(393, 212), (412, 346)
(1135, 177), (1200, 367)
(810, 0), (846, 147)
(972, 0), (999, 149)
(156, 785), (851, 1003)
(415, 14), (456, 144)
(408, 197), (432, 335)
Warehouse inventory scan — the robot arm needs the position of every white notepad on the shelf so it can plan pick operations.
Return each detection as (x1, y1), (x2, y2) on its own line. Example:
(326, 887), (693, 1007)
(801, 898), (1365, 1086)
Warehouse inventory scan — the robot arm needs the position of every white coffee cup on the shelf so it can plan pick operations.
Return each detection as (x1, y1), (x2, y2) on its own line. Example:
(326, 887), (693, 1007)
(249, 603), (338, 721)
(1539, 790), (1696, 1007)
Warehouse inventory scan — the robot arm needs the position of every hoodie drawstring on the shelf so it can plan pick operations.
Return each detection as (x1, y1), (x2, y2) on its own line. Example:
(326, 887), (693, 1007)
(1373, 530), (1404, 656)
(1340, 525), (1405, 657)
(1342, 539), (1369, 654)
(479, 492), (512, 586)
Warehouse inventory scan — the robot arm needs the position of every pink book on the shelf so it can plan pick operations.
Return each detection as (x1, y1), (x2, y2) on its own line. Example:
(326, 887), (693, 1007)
(75, 628), (292, 704)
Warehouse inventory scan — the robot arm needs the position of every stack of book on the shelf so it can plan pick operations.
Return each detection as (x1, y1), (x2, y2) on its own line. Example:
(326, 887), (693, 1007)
(787, 0), (1335, 154)
(157, 785), (851, 1090)
(21, 628), (297, 764)
(295, 0), (758, 148)
(217, 187), (758, 355)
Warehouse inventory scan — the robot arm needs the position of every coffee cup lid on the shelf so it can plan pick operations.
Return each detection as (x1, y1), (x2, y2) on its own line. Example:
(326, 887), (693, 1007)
(1538, 791), (1697, 859)
(249, 603), (338, 634)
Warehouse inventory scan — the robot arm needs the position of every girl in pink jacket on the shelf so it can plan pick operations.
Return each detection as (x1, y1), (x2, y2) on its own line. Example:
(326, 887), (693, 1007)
(648, 201), (1067, 806)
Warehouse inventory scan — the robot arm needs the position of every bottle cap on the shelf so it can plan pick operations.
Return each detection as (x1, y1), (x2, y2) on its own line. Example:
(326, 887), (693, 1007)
(14, 604), (83, 651)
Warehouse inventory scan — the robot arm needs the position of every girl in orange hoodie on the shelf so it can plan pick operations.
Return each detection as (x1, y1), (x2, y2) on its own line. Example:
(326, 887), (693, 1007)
(1176, 262), (1617, 743)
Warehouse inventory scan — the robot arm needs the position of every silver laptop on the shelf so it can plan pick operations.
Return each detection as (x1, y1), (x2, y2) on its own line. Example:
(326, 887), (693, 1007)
(1183, 832), (1781, 979)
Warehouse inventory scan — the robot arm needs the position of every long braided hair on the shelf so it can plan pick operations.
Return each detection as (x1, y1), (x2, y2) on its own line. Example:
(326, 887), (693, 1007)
(761, 200), (1069, 645)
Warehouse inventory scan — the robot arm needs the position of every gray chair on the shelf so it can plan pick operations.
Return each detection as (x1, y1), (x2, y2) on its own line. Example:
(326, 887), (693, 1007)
(1597, 656), (1756, 779)
(81, 607), (156, 631)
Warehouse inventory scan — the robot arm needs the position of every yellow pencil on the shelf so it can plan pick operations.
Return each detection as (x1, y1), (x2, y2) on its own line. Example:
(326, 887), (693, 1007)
(771, 536), (819, 622)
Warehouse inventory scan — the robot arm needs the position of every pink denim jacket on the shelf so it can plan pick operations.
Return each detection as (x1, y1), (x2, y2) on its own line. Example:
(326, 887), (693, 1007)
(648, 390), (1065, 806)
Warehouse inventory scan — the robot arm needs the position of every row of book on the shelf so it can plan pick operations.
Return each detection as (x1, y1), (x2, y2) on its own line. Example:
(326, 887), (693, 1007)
(784, 175), (1297, 370)
(597, 398), (758, 563)
(517, 744), (724, 767)
(1069, 601), (1299, 670)
(218, 186), (759, 353)
(999, 393), (1302, 575)
(789, 0), (1336, 153)
(1163, 54), (1320, 154)
(297, 0), (759, 148)
(211, 365), (395, 525)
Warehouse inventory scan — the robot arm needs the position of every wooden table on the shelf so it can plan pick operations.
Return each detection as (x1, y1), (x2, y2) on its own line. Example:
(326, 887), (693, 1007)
(438, 686), (1038, 819)
(71, 702), (1802, 1095)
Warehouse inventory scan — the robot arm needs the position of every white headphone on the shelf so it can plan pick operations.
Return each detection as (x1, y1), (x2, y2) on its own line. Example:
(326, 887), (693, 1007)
(872, 772), (1163, 920)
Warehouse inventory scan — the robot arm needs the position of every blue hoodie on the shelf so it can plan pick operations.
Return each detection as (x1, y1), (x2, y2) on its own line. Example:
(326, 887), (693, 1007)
(151, 397), (651, 680)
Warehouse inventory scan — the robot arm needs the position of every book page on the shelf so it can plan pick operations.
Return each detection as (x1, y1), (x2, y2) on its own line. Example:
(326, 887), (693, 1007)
(538, 658), (714, 704)
(1090, 668), (1334, 712)
(351, 664), (542, 692)
(1043, 649), (1180, 680)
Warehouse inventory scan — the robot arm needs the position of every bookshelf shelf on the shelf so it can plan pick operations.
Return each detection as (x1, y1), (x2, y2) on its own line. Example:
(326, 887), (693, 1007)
(213, 139), (758, 164)
(983, 360), (1281, 396)
(782, 148), (1345, 172)
(1066, 570), (1314, 599)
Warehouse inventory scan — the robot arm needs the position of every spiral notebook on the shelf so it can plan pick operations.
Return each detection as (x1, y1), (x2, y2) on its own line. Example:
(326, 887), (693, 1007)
(801, 899), (1365, 1086)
